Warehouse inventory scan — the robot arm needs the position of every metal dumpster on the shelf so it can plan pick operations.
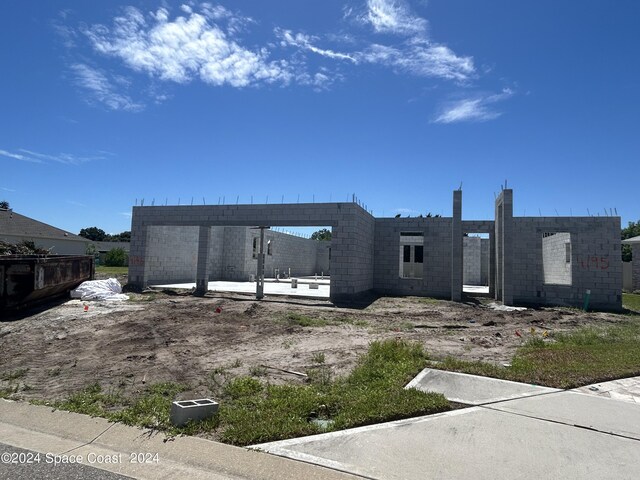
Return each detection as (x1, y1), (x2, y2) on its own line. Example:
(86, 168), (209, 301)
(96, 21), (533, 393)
(0, 255), (94, 312)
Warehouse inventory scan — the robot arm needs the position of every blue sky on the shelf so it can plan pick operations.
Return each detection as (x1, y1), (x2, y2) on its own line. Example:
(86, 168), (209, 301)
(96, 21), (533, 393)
(1, 0), (638, 235)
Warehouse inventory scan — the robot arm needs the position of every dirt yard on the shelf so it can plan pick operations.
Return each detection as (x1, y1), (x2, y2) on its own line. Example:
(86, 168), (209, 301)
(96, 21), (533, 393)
(0, 279), (631, 403)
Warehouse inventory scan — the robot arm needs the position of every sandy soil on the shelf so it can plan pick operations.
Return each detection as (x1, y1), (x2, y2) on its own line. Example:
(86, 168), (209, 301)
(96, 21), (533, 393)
(0, 277), (630, 403)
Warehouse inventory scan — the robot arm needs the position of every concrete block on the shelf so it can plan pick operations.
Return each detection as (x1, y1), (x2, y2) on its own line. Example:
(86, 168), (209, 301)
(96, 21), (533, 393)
(170, 398), (219, 427)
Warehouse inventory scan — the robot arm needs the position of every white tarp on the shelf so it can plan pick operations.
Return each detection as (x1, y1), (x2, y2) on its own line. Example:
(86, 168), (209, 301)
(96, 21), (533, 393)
(485, 302), (527, 312)
(70, 278), (129, 301)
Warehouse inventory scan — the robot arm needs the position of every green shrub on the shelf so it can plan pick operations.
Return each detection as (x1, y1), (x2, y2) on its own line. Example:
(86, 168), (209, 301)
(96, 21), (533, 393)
(105, 248), (128, 267)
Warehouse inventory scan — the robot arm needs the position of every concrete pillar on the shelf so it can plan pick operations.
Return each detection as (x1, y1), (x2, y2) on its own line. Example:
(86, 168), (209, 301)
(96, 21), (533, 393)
(194, 226), (211, 296)
(633, 245), (640, 292)
(256, 227), (266, 300)
(129, 217), (148, 289)
(488, 232), (495, 297)
(451, 190), (463, 301)
(501, 189), (514, 305)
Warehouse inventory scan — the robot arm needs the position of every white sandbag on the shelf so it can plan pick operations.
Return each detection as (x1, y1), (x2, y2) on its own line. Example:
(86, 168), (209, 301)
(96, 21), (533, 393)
(70, 278), (129, 301)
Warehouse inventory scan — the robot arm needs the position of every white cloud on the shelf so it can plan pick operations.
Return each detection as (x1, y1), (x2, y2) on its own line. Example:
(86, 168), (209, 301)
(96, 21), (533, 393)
(0, 149), (42, 163)
(359, 41), (474, 81)
(119, 211), (133, 218)
(71, 63), (143, 111)
(276, 28), (357, 62)
(364, 0), (427, 36)
(0, 148), (110, 165)
(83, 6), (293, 88)
(1, 187), (17, 192)
(434, 88), (514, 124)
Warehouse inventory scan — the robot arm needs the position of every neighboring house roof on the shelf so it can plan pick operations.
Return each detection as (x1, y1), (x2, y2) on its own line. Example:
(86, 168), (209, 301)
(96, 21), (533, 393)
(93, 241), (131, 252)
(622, 235), (640, 245)
(0, 208), (87, 242)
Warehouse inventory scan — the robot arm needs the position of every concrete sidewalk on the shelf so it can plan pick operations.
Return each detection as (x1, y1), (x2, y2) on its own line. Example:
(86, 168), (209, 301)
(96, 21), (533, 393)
(255, 374), (640, 480)
(0, 399), (360, 480)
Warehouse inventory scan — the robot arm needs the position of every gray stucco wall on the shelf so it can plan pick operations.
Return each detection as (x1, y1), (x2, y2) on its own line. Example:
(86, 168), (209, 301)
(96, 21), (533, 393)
(542, 232), (572, 285)
(373, 217), (452, 298)
(510, 217), (621, 310)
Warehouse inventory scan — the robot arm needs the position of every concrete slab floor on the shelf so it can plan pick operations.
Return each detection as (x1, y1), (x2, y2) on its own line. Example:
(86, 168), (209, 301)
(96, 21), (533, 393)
(149, 280), (330, 299)
(406, 368), (560, 405)
(253, 405), (640, 480)
(573, 376), (640, 405)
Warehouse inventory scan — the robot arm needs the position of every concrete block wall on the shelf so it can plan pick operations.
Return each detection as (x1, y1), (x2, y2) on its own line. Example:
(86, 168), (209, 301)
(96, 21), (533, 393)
(129, 202), (375, 301)
(221, 227), (249, 281)
(462, 220), (494, 295)
(207, 227), (225, 279)
(510, 217), (622, 310)
(315, 242), (331, 274)
(480, 238), (489, 285)
(373, 217), (452, 298)
(542, 232), (572, 285)
(245, 230), (324, 279)
(463, 237), (482, 285)
(145, 226), (198, 284)
(332, 207), (376, 298)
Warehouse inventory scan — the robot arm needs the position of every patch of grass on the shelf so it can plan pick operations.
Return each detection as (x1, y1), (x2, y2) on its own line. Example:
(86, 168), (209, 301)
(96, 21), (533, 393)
(311, 352), (325, 364)
(623, 293), (640, 312)
(417, 297), (440, 304)
(438, 322), (640, 389)
(128, 293), (157, 302)
(282, 312), (329, 327)
(41, 382), (198, 434)
(217, 339), (449, 445)
(95, 266), (129, 275)
(0, 385), (19, 399)
(1, 368), (29, 381)
(249, 365), (267, 377)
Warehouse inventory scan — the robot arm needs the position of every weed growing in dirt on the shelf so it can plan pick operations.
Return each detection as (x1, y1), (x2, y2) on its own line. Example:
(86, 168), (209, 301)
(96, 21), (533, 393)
(249, 366), (267, 377)
(283, 312), (329, 327)
(438, 322), (640, 389)
(1, 369), (29, 381)
(311, 352), (325, 364)
(416, 297), (440, 304)
(0, 385), (19, 399)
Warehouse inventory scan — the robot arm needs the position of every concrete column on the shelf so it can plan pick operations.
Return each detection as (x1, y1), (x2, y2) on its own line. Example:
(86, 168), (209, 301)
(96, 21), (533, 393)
(256, 227), (265, 300)
(451, 190), (463, 301)
(501, 189), (514, 305)
(129, 216), (148, 290)
(488, 232), (495, 297)
(633, 244), (640, 292)
(194, 226), (211, 296)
